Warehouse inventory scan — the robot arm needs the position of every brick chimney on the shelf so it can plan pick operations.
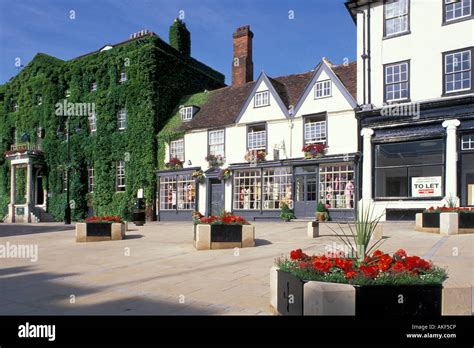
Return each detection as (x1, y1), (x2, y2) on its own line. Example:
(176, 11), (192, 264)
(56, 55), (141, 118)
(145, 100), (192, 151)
(232, 25), (254, 86)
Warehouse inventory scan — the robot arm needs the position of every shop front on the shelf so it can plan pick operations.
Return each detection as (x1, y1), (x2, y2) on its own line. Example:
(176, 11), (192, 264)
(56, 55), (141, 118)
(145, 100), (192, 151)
(460, 133), (474, 207)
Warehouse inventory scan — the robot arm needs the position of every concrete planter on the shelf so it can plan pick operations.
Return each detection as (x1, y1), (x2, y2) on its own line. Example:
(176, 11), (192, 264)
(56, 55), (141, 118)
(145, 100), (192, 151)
(416, 212), (474, 235)
(76, 222), (125, 242)
(270, 267), (472, 316)
(194, 224), (255, 250)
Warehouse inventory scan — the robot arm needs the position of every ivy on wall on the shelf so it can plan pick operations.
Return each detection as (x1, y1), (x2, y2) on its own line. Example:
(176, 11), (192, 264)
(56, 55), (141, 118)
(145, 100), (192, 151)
(169, 19), (191, 57)
(0, 31), (224, 221)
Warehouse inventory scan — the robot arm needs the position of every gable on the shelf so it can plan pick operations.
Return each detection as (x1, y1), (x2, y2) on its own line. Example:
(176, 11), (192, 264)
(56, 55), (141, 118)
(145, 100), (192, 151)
(236, 73), (289, 124)
(294, 61), (357, 117)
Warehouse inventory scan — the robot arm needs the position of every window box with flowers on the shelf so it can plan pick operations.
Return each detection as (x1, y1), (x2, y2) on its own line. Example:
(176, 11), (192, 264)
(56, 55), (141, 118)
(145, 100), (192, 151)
(205, 154), (225, 168)
(217, 168), (231, 181)
(417, 206), (474, 234)
(302, 143), (326, 159)
(165, 158), (183, 170)
(76, 216), (126, 242)
(192, 170), (205, 184)
(192, 212), (255, 250)
(269, 248), (471, 316)
(244, 150), (266, 164)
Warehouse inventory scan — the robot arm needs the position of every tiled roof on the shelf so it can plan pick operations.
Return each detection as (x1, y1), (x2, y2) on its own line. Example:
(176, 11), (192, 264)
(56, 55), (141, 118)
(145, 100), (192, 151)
(179, 61), (357, 131)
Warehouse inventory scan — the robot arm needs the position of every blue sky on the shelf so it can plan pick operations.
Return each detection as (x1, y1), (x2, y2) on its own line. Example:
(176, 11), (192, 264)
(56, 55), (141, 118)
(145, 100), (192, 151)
(0, 0), (356, 84)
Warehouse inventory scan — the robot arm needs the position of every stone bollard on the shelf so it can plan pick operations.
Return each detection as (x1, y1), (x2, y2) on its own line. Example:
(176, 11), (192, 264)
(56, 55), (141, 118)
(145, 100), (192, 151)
(415, 213), (422, 232)
(307, 221), (319, 238)
(440, 213), (458, 235)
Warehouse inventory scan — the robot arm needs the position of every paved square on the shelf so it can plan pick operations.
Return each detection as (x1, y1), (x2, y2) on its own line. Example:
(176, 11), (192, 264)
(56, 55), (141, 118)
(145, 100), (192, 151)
(0, 221), (472, 315)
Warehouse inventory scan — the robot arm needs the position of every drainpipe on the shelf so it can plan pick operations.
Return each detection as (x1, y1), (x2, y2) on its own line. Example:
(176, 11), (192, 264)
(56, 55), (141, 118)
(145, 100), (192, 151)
(357, 10), (367, 105)
(367, 2), (372, 105)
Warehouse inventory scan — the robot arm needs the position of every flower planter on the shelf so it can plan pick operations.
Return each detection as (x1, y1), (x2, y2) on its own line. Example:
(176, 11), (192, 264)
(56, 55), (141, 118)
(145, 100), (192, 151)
(75, 222), (125, 242)
(270, 268), (472, 316)
(416, 212), (474, 234)
(422, 212), (440, 228)
(194, 224), (255, 250)
(459, 212), (474, 229)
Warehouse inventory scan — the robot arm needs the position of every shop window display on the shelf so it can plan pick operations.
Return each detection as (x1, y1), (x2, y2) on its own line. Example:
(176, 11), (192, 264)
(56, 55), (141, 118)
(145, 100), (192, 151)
(319, 164), (354, 209)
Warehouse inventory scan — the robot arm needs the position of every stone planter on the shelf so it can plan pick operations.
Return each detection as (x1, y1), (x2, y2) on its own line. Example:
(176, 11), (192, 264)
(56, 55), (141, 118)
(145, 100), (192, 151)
(76, 222), (125, 242)
(194, 224), (255, 250)
(315, 212), (327, 222)
(270, 267), (472, 316)
(416, 212), (474, 234)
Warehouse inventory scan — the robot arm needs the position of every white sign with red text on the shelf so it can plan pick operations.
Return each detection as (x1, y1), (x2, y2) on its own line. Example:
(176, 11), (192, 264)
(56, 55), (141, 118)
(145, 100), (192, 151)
(412, 177), (442, 197)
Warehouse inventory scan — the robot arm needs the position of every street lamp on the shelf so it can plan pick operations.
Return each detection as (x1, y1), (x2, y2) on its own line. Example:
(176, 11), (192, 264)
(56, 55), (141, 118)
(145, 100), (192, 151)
(57, 116), (82, 225)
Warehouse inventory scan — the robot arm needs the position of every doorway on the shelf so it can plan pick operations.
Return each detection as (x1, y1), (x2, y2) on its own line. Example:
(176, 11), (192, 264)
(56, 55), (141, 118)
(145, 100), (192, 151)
(36, 175), (44, 205)
(294, 166), (318, 218)
(461, 153), (474, 206)
(209, 179), (224, 216)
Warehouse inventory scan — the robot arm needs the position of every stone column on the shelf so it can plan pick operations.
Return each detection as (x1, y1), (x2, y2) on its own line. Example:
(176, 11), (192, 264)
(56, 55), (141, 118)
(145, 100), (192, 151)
(442, 119), (460, 204)
(361, 128), (374, 201)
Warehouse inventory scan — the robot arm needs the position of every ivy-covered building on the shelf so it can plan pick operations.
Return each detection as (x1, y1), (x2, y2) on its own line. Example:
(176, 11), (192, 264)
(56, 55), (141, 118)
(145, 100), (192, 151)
(0, 19), (225, 223)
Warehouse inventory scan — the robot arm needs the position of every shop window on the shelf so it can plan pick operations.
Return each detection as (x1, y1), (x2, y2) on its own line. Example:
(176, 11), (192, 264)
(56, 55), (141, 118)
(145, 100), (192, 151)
(262, 167), (293, 210)
(319, 164), (355, 209)
(159, 174), (195, 210)
(233, 169), (262, 210)
(461, 134), (474, 150)
(375, 139), (444, 198)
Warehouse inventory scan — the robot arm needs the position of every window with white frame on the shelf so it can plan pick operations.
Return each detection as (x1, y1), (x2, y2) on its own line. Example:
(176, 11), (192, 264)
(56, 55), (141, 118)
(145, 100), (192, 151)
(159, 174), (196, 211)
(254, 91), (270, 107)
(120, 71), (127, 83)
(445, 0), (472, 22)
(233, 169), (262, 210)
(314, 80), (331, 99)
(262, 167), (293, 210)
(116, 161), (125, 191)
(88, 167), (94, 193)
(209, 129), (225, 157)
(385, 0), (409, 37)
(13, 103), (18, 112)
(180, 106), (193, 121)
(37, 95), (42, 105)
(91, 82), (97, 91)
(444, 49), (471, 93)
(462, 134), (474, 150)
(319, 163), (355, 209)
(385, 61), (409, 102)
(304, 115), (326, 144)
(170, 139), (184, 161)
(247, 124), (266, 151)
(89, 112), (97, 133)
(117, 108), (126, 130)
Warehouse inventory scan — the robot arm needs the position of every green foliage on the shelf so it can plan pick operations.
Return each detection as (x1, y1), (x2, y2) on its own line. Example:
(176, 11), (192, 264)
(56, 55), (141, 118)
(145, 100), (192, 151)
(169, 19), (191, 57)
(279, 202), (296, 221)
(316, 201), (327, 212)
(0, 33), (224, 221)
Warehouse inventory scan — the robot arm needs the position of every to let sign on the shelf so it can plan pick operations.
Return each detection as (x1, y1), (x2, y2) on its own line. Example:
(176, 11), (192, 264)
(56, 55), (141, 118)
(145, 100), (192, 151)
(412, 176), (442, 197)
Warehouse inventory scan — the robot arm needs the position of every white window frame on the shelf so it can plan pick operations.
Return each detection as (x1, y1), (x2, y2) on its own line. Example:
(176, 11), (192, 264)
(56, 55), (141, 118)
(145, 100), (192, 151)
(119, 72), (127, 83)
(37, 96), (42, 105)
(385, 61), (409, 102)
(116, 161), (125, 191)
(89, 112), (97, 133)
(445, 0), (472, 22)
(314, 80), (332, 99)
(247, 125), (266, 151)
(208, 129), (225, 157)
(91, 82), (97, 92)
(88, 167), (94, 193)
(384, 0), (409, 37)
(117, 109), (126, 130)
(170, 139), (184, 161)
(445, 50), (471, 93)
(180, 106), (194, 121)
(461, 134), (474, 150)
(254, 91), (270, 107)
(304, 117), (327, 144)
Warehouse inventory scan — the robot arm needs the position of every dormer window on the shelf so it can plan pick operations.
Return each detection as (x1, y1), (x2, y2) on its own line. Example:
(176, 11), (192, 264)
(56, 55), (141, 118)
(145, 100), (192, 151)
(254, 91), (270, 107)
(180, 106), (194, 121)
(91, 82), (97, 92)
(315, 80), (331, 99)
(119, 72), (127, 84)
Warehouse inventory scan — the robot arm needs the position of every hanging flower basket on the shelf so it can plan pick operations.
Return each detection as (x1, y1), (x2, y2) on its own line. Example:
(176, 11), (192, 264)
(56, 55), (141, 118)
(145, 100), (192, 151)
(218, 168), (231, 181)
(205, 154), (225, 168)
(302, 143), (326, 159)
(192, 170), (205, 184)
(165, 157), (183, 170)
(245, 150), (266, 163)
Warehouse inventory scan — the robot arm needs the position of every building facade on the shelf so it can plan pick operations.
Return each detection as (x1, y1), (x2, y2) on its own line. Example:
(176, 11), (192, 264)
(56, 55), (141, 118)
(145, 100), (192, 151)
(157, 26), (359, 221)
(0, 20), (225, 223)
(346, 0), (474, 220)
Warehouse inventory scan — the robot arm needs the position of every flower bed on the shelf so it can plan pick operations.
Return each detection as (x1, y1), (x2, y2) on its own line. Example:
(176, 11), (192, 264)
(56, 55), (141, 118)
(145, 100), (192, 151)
(302, 143), (326, 159)
(271, 249), (454, 316)
(85, 216), (122, 224)
(193, 212), (254, 250)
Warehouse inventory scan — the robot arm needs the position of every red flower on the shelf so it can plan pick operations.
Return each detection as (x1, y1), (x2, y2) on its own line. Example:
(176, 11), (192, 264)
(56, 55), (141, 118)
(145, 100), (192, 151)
(290, 249), (306, 260)
(85, 216), (122, 223)
(345, 271), (357, 279)
(394, 249), (407, 258)
(372, 250), (384, 257)
(391, 260), (405, 272)
(358, 264), (378, 278)
(313, 258), (332, 273)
